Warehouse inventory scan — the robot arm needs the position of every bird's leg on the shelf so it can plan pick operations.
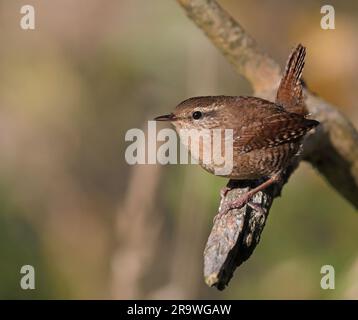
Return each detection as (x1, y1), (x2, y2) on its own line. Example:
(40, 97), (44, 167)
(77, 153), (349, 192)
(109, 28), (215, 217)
(214, 172), (282, 221)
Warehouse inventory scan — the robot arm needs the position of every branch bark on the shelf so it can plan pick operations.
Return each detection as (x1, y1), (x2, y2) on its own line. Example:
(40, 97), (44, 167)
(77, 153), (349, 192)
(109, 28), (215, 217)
(177, 0), (358, 290)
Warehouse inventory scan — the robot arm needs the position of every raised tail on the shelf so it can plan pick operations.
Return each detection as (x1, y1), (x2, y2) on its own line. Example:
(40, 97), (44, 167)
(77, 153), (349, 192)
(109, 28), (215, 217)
(276, 44), (307, 115)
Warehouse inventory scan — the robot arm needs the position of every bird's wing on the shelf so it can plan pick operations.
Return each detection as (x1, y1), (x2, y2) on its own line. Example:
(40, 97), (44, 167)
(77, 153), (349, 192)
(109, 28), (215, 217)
(234, 111), (319, 154)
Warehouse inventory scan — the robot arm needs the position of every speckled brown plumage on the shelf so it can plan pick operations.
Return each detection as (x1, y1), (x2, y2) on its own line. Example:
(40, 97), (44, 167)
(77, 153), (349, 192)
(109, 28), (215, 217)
(172, 95), (318, 179)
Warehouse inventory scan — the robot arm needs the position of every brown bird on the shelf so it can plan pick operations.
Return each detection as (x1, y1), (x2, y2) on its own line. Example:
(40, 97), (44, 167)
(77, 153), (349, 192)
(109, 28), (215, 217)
(155, 44), (319, 216)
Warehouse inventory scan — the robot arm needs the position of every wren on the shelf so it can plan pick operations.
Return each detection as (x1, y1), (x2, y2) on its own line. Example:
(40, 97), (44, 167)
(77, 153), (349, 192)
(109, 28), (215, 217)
(154, 44), (319, 216)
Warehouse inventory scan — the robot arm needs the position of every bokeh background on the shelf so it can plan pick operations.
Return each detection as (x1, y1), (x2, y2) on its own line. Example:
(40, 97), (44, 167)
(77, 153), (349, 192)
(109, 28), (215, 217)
(0, 0), (357, 299)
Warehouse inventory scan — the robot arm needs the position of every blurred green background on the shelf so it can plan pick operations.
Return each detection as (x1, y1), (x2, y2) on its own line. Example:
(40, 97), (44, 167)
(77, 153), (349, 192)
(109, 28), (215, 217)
(0, 0), (357, 299)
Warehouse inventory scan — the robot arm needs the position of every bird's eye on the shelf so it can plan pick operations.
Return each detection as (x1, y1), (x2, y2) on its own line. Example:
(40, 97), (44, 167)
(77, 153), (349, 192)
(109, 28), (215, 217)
(192, 111), (202, 120)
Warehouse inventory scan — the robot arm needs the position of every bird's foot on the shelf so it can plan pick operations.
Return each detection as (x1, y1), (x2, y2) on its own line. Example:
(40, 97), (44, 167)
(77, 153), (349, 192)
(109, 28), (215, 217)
(246, 202), (267, 216)
(214, 173), (282, 223)
(214, 192), (252, 223)
(213, 192), (268, 223)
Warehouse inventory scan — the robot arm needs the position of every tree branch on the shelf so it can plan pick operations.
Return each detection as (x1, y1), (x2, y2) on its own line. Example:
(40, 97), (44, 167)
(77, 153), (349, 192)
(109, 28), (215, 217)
(177, 0), (358, 289)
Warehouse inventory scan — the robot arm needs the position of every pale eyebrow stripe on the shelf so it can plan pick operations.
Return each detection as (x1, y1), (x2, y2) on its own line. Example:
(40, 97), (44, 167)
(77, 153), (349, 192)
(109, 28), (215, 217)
(186, 109), (217, 119)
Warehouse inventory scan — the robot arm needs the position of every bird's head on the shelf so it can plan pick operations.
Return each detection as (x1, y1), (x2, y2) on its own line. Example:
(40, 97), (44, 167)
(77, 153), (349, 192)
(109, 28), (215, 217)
(154, 96), (231, 131)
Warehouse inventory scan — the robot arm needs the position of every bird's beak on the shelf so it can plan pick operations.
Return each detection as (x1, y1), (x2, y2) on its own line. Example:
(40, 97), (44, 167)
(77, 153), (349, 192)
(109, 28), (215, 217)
(154, 113), (177, 121)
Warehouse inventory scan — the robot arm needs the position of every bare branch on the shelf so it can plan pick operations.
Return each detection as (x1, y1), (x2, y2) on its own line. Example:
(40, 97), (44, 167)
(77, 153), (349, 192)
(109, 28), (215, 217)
(303, 93), (358, 208)
(177, 0), (358, 289)
(204, 160), (299, 289)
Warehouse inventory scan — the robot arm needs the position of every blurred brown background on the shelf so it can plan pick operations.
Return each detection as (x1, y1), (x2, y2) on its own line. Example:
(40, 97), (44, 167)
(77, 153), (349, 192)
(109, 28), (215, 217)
(0, 0), (357, 299)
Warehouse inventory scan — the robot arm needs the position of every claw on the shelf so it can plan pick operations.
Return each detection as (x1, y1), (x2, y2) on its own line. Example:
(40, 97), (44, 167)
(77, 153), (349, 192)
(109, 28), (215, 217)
(247, 202), (267, 215)
(213, 193), (250, 223)
(220, 186), (231, 200)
